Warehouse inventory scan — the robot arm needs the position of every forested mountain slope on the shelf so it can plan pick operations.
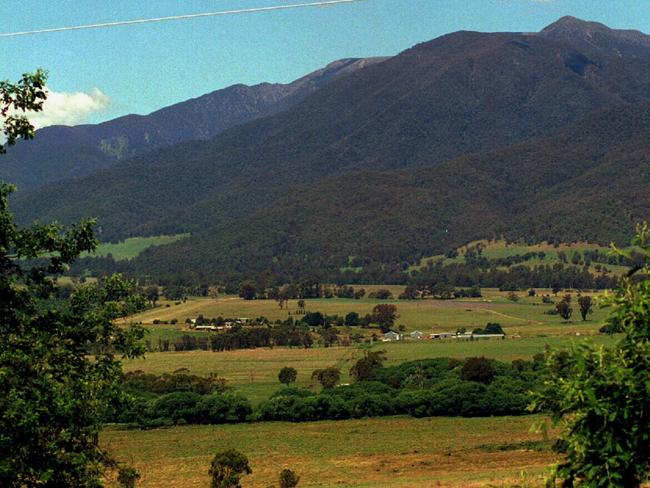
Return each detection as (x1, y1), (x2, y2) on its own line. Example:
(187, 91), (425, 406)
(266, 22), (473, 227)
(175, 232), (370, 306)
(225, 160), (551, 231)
(12, 17), (650, 280)
(1, 57), (384, 189)
(127, 101), (650, 280)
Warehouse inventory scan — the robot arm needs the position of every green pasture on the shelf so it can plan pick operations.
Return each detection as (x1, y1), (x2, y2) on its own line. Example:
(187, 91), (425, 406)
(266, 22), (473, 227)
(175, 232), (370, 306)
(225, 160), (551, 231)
(129, 288), (611, 337)
(122, 334), (617, 405)
(82, 234), (189, 261)
(121, 288), (616, 404)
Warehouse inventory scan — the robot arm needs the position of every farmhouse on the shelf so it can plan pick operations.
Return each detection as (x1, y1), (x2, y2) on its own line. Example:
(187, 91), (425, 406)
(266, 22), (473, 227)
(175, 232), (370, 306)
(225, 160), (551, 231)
(195, 324), (218, 331)
(410, 330), (424, 340)
(456, 333), (505, 340)
(382, 331), (402, 342)
(429, 332), (454, 339)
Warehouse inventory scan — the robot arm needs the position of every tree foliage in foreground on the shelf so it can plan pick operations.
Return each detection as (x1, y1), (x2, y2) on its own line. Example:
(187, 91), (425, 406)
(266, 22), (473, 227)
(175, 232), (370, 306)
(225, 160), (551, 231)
(532, 223), (650, 487)
(0, 71), (146, 486)
(0, 69), (47, 153)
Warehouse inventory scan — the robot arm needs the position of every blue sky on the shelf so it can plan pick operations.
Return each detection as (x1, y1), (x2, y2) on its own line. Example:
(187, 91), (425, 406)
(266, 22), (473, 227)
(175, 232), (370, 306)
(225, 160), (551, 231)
(3, 0), (650, 126)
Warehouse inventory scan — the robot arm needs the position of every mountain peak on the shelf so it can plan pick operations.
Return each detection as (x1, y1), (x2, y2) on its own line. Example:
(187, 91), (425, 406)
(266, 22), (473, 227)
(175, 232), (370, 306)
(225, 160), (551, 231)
(542, 16), (612, 35)
(540, 16), (650, 56)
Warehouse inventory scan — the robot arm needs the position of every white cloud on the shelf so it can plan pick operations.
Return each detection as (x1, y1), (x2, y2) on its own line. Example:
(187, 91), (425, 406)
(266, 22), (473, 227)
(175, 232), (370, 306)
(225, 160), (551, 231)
(27, 88), (110, 129)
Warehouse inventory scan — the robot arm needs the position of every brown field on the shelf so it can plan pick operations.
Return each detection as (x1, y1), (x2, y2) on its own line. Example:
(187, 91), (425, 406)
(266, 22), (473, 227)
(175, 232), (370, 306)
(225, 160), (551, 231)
(102, 415), (557, 488)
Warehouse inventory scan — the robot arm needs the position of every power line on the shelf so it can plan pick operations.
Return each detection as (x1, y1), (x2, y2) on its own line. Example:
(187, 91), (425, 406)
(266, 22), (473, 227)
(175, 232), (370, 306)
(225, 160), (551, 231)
(0, 0), (365, 38)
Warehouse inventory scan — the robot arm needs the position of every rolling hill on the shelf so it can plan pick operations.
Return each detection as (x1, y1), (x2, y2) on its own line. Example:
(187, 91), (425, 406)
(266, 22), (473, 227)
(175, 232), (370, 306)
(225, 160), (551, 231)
(12, 17), (650, 280)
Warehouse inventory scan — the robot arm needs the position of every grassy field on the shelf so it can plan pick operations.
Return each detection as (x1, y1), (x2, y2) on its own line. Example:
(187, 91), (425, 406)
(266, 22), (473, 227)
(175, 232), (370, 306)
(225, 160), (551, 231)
(82, 234), (189, 261)
(111, 285), (619, 486)
(129, 288), (611, 337)
(122, 288), (615, 403)
(122, 335), (616, 405)
(102, 415), (557, 487)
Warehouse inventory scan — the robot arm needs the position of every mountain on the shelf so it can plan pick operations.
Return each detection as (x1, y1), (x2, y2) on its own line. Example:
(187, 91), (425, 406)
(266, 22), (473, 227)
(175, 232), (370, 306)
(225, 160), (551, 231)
(13, 17), (650, 280)
(0, 57), (386, 190)
(540, 16), (650, 60)
(126, 101), (650, 280)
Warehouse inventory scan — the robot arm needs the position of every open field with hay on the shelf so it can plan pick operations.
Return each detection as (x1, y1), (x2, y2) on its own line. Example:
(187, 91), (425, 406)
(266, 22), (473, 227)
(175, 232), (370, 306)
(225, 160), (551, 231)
(103, 415), (556, 488)
(114, 285), (615, 483)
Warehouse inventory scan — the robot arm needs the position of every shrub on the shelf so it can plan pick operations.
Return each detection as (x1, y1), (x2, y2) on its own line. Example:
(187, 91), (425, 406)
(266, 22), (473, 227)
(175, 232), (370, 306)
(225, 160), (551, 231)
(151, 392), (201, 423)
(279, 468), (300, 488)
(460, 357), (496, 384)
(311, 367), (340, 389)
(278, 366), (298, 386)
(367, 289), (393, 299)
(196, 393), (252, 423)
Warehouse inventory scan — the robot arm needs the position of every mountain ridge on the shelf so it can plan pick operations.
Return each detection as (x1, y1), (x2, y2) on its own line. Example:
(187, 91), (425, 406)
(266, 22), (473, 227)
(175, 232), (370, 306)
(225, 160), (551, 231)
(11, 17), (650, 280)
(0, 57), (387, 189)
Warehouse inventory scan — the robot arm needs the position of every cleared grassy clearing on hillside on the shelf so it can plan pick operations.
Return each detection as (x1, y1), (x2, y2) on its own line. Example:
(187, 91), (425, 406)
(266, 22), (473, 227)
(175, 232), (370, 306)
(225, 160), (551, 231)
(82, 234), (189, 261)
(102, 415), (556, 487)
(409, 239), (629, 275)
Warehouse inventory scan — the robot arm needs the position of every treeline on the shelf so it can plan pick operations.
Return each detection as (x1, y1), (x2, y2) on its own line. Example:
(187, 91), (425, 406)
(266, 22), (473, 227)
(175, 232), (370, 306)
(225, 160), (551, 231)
(110, 370), (252, 428)
(409, 262), (618, 291)
(69, 255), (619, 296)
(112, 355), (544, 428)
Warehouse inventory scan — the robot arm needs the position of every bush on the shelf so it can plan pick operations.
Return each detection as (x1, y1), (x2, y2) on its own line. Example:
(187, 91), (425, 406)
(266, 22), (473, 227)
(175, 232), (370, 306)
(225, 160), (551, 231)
(279, 468), (300, 488)
(196, 393), (252, 423)
(270, 387), (314, 399)
(278, 366), (298, 386)
(151, 392), (201, 423)
(460, 357), (496, 384)
(367, 289), (393, 299)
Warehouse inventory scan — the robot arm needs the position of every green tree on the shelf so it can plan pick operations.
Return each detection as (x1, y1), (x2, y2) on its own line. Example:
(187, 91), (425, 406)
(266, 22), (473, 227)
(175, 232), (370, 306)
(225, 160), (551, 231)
(278, 366), (298, 386)
(344, 311), (360, 326)
(0, 190), (147, 485)
(0, 69), (47, 153)
(311, 367), (340, 389)
(239, 282), (256, 300)
(531, 223), (650, 487)
(279, 468), (300, 488)
(209, 449), (252, 488)
(577, 295), (593, 321)
(555, 295), (573, 321)
(349, 350), (387, 382)
(460, 357), (495, 384)
(0, 70), (146, 486)
(144, 284), (160, 306)
(371, 304), (398, 333)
